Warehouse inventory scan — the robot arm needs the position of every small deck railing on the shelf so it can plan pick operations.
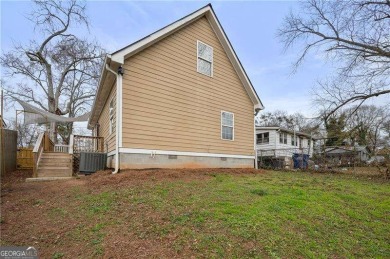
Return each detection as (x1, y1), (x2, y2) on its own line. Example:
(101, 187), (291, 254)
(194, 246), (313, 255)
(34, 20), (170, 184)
(73, 135), (104, 154)
(32, 132), (104, 177)
(54, 144), (69, 153)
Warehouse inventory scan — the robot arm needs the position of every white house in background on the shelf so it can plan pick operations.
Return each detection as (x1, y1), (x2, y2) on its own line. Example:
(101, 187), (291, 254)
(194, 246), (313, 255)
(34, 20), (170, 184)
(256, 126), (315, 168)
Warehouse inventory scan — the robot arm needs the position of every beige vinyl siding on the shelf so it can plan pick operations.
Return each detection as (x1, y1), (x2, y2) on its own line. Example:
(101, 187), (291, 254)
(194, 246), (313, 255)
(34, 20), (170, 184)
(97, 83), (116, 152)
(121, 16), (254, 156)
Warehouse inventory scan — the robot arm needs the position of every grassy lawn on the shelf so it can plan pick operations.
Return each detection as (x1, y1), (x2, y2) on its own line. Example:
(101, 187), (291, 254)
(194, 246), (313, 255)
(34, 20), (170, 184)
(1, 169), (389, 258)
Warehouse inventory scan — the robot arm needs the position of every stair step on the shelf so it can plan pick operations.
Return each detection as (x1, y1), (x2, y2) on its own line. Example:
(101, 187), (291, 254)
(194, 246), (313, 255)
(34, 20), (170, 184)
(39, 167), (71, 172)
(39, 162), (71, 167)
(42, 154), (71, 157)
(38, 152), (73, 177)
(43, 151), (69, 155)
(38, 167), (72, 171)
(40, 156), (71, 160)
(39, 158), (72, 165)
(38, 173), (72, 177)
(38, 169), (72, 177)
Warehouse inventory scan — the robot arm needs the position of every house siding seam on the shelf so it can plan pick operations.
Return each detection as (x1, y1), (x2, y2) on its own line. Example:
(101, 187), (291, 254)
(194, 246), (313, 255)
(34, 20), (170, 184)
(121, 16), (254, 157)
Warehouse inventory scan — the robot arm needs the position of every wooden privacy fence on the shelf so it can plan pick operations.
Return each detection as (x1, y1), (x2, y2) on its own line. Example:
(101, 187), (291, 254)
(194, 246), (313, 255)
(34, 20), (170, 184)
(17, 148), (33, 169)
(0, 129), (17, 175)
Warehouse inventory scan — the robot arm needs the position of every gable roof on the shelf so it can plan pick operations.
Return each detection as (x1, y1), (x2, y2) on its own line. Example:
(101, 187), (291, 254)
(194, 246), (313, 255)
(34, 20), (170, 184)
(88, 4), (264, 129)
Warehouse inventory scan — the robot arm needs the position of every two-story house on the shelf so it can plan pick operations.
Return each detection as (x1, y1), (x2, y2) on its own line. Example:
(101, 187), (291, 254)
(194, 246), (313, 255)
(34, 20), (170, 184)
(87, 4), (264, 171)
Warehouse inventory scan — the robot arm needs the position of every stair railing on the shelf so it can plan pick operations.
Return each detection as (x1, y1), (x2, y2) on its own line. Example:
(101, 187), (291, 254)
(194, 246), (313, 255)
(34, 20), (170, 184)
(43, 132), (54, 152)
(69, 134), (74, 155)
(32, 132), (45, 178)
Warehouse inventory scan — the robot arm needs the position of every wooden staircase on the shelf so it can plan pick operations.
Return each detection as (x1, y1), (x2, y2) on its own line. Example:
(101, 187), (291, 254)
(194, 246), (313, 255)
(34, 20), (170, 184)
(37, 152), (72, 178)
(27, 131), (104, 182)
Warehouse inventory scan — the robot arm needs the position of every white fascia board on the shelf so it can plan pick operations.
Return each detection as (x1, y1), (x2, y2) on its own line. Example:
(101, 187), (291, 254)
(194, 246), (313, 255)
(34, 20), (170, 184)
(256, 127), (280, 130)
(88, 55), (124, 129)
(205, 10), (264, 110)
(118, 148), (254, 159)
(88, 55), (110, 129)
(109, 5), (264, 111)
(111, 6), (212, 63)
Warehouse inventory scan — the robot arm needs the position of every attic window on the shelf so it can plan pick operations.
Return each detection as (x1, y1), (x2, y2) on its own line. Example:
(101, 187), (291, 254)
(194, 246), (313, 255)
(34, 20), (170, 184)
(197, 41), (213, 77)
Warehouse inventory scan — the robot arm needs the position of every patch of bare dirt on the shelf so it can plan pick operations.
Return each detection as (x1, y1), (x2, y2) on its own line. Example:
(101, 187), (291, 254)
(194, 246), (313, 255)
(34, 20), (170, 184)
(85, 168), (262, 189)
(0, 168), (263, 258)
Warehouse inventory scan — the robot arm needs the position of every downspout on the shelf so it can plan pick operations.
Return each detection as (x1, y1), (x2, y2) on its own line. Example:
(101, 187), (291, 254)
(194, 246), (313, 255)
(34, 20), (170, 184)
(105, 63), (122, 174)
(254, 108), (261, 169)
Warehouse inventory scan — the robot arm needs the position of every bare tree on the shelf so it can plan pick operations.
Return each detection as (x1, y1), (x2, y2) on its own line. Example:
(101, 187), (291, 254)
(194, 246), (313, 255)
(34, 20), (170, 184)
(1, 0), (105, 143)
(279, 0), (390, 119)
(6, 120), (42, 148)
(256, 110), (320, 133)
(345, 105), (390, 153)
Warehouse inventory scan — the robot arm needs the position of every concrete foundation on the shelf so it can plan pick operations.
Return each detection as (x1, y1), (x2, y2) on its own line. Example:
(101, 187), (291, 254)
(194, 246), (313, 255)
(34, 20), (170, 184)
(107, 153), (254, 169)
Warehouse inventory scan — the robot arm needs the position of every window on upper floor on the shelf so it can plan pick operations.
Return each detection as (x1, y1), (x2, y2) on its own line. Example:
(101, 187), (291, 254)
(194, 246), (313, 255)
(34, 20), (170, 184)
(221, 111), (234, 140)
(279, 132), (287, 144)
(257, 132), (269, 145)
(197, 41), (213, 77)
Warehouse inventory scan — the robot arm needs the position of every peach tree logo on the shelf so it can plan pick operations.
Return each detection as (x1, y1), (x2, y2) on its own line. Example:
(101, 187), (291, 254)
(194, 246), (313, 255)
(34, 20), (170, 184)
(0, 246), (38, 258)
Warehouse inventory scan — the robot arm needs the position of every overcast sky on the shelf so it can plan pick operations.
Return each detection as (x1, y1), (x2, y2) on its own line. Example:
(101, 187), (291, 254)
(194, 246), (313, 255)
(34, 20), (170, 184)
(1, 0), (338, 123)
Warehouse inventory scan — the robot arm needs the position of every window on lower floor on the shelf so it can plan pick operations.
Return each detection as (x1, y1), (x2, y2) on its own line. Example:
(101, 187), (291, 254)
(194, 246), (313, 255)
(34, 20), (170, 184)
(257, 132), (269, 144)
(221, 111), (234, 140)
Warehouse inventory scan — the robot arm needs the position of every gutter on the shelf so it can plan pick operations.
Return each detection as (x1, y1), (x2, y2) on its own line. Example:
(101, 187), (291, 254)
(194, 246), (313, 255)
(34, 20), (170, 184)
(105, 60), (123, 174)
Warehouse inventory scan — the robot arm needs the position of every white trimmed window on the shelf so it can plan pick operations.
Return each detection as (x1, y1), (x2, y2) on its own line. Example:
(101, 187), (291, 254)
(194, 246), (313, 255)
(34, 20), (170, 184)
(279, 132), (287, 144)
(197, 41), (213, 77)
(257, 132), (269, 145)
(109, 98), (114, 135)
(221, 111), (234, 140)
(291, 135), (297, 146)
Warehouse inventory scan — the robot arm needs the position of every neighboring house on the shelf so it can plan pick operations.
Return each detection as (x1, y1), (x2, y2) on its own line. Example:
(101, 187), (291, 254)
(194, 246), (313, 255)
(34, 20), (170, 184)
(87, 4), (264, 170)
(323, 146), (369, 165)
(256, 126), (314, 169)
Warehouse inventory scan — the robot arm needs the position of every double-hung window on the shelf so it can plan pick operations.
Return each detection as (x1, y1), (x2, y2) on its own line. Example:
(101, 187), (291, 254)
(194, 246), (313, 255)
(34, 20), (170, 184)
(291, 135), (297, 146)
(279, 132), (287, 144)
(221, 111), (234, 140)
(109, 98), (114, 135)
(257, 132), (269, 144)
(197, 41), (213, 77)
